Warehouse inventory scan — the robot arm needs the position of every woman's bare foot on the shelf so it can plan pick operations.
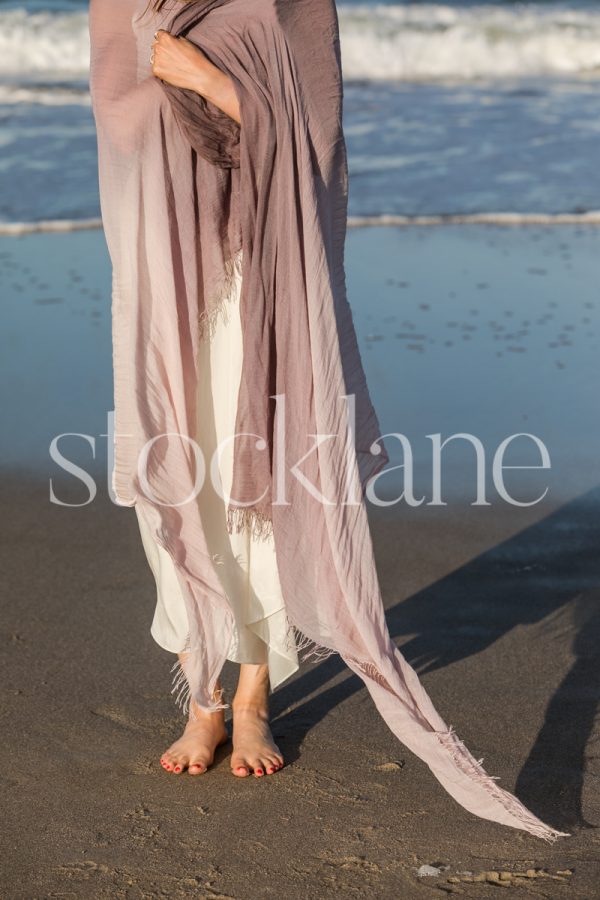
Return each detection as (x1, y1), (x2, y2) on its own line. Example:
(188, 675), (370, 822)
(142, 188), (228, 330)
(230, 663), (284, 778)
(160, 674), (228, 775)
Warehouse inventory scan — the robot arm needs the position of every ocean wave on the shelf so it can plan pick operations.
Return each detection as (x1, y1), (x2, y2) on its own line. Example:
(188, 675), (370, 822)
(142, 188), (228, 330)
(339, 3), (600, 80)
(0, 83), (90, 105)
(347, 211), (600, 226)
(0, 218), (102, 235)
(1, 4), (600, 84)
(3, 211), (600, 236)
(0, 8), (89, 77)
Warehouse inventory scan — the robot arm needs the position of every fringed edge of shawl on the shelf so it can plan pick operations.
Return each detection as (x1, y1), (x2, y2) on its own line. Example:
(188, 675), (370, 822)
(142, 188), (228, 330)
(226, 503), (275, 541)
(198, 249), (244, 342)
(170, 653), (193, 716)
(435, 726), (570, 844)
(169, 646), (229, 718)
(282, 615), (337, 664)
(349, 658), (568, 842)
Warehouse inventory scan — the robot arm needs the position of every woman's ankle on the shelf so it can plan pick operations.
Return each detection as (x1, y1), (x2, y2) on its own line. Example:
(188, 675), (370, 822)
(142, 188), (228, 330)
(188, 698), (226, 723)
(231, 697), (269, 717)
(232, 663), (270, 713)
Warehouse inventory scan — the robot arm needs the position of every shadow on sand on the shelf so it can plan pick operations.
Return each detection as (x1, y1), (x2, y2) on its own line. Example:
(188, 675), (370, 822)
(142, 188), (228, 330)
(270, 487), (600, 833)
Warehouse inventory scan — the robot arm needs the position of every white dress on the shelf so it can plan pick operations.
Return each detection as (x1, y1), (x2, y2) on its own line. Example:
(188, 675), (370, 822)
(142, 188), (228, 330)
(135, 260), (299, 690)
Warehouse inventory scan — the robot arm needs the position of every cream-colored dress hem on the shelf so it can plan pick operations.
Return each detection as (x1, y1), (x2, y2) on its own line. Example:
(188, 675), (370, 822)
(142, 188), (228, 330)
(135, 255), (299, 692)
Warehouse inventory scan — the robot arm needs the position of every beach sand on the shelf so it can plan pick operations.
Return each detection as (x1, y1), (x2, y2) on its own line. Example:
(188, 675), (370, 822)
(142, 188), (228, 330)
(1, 225), (599, 897)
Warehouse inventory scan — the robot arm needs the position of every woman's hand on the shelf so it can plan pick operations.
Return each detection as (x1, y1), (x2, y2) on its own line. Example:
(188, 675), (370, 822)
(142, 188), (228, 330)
(151, 30), (241, 124)
(151, 30), (209, 93)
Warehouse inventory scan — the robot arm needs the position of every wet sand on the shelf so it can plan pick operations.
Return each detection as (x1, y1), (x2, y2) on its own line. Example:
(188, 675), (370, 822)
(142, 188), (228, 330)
(1, 226), (600, 897)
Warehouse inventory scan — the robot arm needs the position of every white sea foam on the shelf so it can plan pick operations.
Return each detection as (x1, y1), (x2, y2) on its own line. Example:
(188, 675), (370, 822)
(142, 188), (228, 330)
(0, 83), (90, 106)
(339, 3), (600, 81)
(2, 211), (600, 236)
(347, 211), (600, 226)
(1, 4), (600, 85)
(0, 9), (89, 77)
(0, 218), (102, 235)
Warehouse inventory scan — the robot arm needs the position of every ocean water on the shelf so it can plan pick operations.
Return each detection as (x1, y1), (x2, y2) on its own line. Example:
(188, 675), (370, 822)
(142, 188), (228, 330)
(1, 0), (600, 226)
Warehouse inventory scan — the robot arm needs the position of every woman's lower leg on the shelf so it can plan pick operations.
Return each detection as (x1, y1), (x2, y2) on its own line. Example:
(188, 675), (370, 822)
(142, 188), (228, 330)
(231, 663), (284, 777)
(160, 653), (228, 775)
(160, 657), (284, 777)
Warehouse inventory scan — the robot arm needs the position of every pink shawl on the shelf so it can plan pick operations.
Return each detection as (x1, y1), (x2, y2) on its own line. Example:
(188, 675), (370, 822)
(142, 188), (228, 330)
(89, 0), (566, 841)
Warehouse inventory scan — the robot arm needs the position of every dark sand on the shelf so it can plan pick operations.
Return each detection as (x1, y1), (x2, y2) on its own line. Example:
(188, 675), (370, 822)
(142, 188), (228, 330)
(1, 226), (600, 897)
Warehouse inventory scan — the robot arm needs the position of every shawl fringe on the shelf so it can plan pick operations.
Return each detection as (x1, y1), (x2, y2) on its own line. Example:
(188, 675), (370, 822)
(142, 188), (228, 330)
(226, 503), (274, 541)
(434, 727), (570, 844)
(283, 616), (337, 664)
(169, 654), (193, 716)
(170, 651), (229, 717)
(169, 610), (336, 719)
(198, 249), (244, 341)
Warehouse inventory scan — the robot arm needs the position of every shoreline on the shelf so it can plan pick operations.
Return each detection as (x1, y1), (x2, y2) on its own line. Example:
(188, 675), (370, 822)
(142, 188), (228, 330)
(2, 209), (600, 235)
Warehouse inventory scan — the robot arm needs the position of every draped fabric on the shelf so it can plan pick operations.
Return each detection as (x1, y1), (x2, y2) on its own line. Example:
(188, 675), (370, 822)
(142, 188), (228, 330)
(89, 0), (566, 841)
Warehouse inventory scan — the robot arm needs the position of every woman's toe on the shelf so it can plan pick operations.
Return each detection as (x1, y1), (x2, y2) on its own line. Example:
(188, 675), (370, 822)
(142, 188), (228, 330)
(188, 760), (206, 775)
(232, 758), (250, 777)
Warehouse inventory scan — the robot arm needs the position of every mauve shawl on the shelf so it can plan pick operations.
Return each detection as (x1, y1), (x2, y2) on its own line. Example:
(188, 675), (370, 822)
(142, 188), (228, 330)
(89, 0), (566, 841)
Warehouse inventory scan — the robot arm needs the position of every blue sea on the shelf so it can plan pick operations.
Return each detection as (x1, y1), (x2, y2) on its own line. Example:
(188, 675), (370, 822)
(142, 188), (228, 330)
(1, 0), (600, 227)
